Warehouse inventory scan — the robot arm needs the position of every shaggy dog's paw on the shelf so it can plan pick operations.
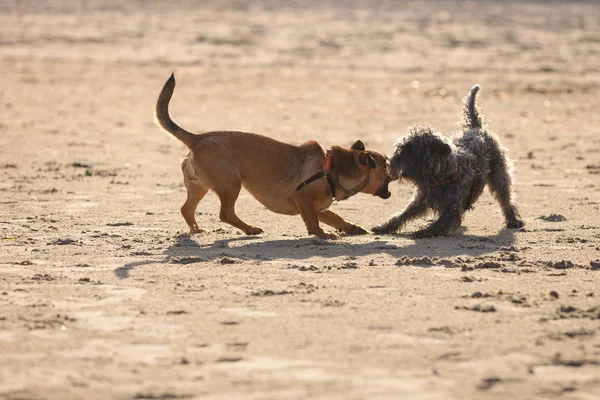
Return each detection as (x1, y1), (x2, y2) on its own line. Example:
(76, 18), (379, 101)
(412, 230), (437, 239)
(507, 219), (525, 229)
(371, 224), (396, 234)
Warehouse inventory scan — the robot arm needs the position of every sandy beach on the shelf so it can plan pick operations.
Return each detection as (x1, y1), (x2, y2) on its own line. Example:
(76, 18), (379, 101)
(1, 1), (599, 399)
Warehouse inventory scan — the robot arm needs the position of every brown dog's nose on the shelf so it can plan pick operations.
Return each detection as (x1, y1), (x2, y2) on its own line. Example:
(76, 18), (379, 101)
(375, 185), (391, 199)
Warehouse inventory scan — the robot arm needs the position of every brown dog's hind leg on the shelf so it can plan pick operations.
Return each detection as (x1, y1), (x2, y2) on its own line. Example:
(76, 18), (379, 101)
(214, 180), (263, 236)
(181, 185), (208, 233)
(318, 210), (368, 235)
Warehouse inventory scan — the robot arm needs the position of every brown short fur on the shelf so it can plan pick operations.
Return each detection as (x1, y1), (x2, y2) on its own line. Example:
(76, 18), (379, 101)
(155, 74), (392, 239)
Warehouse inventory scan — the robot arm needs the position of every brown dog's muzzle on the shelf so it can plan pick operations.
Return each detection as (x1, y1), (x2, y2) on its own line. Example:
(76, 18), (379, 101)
(375, 181), (391, 199)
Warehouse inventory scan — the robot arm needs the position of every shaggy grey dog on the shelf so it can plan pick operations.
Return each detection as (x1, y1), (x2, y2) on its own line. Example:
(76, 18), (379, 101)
(372, 85), (524, 238)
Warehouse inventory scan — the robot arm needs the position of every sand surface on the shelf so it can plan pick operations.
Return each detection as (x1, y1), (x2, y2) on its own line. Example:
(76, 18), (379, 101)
(1, 1), (599, 399)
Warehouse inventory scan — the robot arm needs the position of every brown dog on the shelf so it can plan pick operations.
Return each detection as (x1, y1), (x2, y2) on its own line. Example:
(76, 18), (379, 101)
(155, 74), (391, 239)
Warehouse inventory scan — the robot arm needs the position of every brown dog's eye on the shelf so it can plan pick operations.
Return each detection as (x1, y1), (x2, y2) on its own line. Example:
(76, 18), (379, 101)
(367, 155), (376, 169)
(359, 152), (377, 169)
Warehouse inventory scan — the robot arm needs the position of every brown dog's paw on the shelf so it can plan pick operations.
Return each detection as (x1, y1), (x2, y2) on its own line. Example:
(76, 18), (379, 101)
(326, 232), (341, 240)
(245, 226), (264, 235)
(507, 219), (525, 229)
(315, 231), (340, 240)
(190, 224), (205, 234)
(343, 224), (368, 235)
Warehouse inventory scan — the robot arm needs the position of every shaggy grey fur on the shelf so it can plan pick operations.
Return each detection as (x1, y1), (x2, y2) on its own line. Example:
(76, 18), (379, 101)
(372, 85), (524, 238)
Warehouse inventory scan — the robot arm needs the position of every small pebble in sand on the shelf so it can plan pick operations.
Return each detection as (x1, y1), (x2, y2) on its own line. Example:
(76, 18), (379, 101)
(31, 274), (54, 281)
(538, 214), (566, 222)
(548, 260), (573, 269)
(50, 238), (78, 245)
(475, 262), (502, 269)
(396, 256), (435, 266)
(559, 305), (577, 313)
(166, 310), (188, 315)
(251, 290), (292, 297)
(437, 259), (455, 267)
(216, 357), (243, 363)
(455, 305), (497, 313)
(171, 256), (205, 264)
(131, 251), (152, 256)
(300, 265), (318, 271)
(590, 260), (600, 270)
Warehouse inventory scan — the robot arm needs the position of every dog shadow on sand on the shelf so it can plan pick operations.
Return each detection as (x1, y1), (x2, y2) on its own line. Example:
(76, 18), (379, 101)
(114, 227), (519, 279)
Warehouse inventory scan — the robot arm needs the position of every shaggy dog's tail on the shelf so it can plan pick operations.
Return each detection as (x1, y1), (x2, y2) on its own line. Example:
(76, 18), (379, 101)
(155, 74), (196, 148)
(461, 84), (483, 130)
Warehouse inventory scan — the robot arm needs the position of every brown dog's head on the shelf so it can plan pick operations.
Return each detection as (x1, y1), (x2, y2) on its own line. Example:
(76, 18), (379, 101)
(334, 140), (392, 199)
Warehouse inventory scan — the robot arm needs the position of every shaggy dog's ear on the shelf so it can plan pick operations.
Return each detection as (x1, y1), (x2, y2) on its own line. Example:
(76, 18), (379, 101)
(351, 140), (365, 151)
(433, 141), (451, 157)
(358, 152), (377, 169)
(399, 142), (412, 153)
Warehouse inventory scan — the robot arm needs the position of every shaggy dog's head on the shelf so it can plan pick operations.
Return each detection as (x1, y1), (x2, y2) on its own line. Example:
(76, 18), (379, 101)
(389, 126), (456, 186)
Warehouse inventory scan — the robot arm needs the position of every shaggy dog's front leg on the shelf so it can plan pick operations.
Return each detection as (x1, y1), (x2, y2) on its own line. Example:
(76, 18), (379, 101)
(412, 205), (462, 238)
(372, 194), (428, 234)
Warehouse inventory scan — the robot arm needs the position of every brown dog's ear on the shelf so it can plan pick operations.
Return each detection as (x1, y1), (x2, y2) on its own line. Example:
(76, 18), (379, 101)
(351, 140), (366, 151)
(359, 152), (377, 169)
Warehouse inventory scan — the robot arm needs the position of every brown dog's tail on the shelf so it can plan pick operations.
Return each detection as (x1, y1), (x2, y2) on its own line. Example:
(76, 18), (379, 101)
(154, 74), (196, 148)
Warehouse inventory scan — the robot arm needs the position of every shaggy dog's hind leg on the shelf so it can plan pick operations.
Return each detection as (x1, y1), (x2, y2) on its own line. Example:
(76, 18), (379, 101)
(485, 138), (524, 229)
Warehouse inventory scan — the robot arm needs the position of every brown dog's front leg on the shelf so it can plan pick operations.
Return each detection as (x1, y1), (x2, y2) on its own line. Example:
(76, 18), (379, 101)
(292, 193), (339, 240)
(318, 210), (368, 235)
